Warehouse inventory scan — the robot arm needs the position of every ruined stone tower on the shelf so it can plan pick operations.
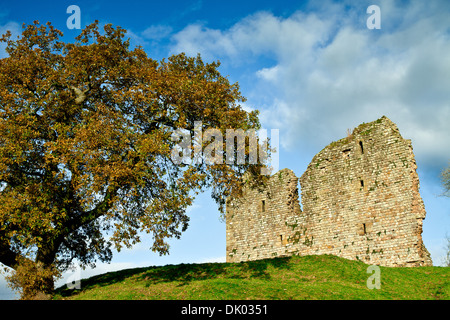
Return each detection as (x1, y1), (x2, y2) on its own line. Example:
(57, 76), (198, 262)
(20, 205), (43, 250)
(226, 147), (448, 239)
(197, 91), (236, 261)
(226, 116), (432, 267)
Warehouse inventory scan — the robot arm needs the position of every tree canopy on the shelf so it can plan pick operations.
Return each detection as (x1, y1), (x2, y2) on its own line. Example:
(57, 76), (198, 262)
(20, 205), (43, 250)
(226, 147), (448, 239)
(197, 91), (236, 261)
(0, 21), (263, 299)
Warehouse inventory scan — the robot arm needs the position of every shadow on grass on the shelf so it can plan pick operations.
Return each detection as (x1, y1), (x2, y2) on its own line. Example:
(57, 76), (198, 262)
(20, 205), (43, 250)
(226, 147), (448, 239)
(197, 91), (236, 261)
(55, 266), (150, 298)
(55, 256), (293, 297)
(141, 256), (292, 286)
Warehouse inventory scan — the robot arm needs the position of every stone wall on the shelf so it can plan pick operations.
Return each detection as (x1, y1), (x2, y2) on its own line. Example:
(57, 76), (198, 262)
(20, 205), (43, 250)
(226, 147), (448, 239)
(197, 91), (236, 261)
(226, 116), (432, 267)
(226, 168), (302, 262)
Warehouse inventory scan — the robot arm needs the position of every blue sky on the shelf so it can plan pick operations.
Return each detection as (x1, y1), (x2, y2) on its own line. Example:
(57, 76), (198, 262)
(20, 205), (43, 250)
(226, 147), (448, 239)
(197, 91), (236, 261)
(1, 0), (450, 299)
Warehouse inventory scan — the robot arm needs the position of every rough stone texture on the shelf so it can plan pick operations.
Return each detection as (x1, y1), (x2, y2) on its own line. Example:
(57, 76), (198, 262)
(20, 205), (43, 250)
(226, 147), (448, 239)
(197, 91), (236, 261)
(226, 116), (432, 267)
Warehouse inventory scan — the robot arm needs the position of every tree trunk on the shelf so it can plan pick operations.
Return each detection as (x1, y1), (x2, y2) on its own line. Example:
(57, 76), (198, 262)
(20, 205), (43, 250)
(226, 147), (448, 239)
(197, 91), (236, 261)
(28, 273), (55, 300)
(17, 260), (58, 300)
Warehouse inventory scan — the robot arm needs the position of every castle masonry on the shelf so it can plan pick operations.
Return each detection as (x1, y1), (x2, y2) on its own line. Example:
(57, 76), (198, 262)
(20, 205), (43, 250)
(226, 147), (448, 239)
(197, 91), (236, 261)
(226, 116), (432, 267)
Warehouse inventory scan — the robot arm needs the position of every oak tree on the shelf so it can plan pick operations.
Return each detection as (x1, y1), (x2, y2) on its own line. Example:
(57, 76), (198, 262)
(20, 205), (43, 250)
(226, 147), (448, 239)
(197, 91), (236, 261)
(0, 21), (263, 298)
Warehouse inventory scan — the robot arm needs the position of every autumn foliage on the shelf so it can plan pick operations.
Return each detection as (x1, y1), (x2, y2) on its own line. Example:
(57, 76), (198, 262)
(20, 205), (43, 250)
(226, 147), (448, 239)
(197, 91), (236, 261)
(0, 21), (263, 298)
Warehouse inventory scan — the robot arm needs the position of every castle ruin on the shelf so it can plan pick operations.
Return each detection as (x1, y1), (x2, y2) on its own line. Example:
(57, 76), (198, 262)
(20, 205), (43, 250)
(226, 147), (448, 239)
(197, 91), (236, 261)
(226, 116), (432, 267)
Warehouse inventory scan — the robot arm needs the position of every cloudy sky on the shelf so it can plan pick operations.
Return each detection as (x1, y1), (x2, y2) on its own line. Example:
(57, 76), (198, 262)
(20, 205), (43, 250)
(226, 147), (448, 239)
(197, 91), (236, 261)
(1, 0), (450, 299)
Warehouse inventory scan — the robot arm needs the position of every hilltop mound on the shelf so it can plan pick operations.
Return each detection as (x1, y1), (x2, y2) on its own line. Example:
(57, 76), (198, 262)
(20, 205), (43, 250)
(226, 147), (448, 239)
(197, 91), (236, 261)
(55, 254), (449, 300)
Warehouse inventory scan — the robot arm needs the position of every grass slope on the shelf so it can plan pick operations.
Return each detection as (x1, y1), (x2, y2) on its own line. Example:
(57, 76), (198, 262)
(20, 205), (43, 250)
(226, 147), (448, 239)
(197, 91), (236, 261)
(54, 255), (450, 300)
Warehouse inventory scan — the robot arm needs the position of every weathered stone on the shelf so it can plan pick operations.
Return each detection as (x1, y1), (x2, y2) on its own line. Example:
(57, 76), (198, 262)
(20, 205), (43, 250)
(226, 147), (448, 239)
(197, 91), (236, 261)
(226, 116), (432, 267)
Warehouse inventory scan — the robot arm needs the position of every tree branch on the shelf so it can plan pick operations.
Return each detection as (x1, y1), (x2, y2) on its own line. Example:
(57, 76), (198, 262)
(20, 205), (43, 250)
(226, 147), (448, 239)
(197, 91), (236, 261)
(63, 184), (119, 236)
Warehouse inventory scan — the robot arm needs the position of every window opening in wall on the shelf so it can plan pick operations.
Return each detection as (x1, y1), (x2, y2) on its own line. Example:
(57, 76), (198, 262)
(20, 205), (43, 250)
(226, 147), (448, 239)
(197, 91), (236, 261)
(360, 180), (364, 188)
(280, 234), (287, 245)
(342, 148), (351, 159)
(362, 223), (367, 235)
(359, 141), (364, 154)
(261, 200), (265, 212)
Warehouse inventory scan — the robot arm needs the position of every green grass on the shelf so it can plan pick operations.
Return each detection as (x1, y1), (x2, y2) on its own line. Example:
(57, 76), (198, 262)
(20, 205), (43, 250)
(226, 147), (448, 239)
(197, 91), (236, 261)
(54, 254), (450, 300)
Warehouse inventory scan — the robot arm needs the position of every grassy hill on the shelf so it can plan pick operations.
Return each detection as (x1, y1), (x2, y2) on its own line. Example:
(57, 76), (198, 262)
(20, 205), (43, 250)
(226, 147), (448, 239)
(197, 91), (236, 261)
(54, 254), (450, 300)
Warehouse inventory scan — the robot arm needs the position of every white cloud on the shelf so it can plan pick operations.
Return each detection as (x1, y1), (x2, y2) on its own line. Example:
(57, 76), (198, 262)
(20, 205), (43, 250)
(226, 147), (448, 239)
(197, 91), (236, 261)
(125, 29), (149, 47)
(0, 21), (21, 58)
(170, 11), (332, 62)
(169, 2), (450, 168)
(256, 65), (280, 82)
(239, 102), (255, 113)
(141, 25), (173, 40)
(125, 24), (174, 50)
